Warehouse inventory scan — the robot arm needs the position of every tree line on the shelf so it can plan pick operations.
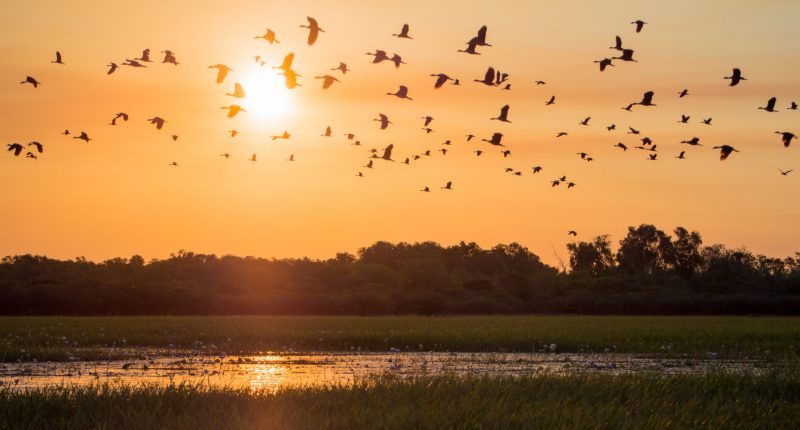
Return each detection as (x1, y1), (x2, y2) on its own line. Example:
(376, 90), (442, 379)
(1, 224), (799, 315)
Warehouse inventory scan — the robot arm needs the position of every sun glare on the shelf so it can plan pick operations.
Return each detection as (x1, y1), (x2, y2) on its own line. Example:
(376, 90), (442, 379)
(240, 64), (294, 120)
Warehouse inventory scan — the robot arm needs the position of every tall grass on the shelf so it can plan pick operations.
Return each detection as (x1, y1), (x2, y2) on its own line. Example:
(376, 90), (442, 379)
(2, 316), (799, 362)
(1, 372), (799, 429)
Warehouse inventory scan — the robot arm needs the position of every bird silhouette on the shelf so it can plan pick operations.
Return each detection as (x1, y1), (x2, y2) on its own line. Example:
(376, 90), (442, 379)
(775, 131), (796, 147)
(228, 130), (239, 138)
(607, 124), (616, 131)
(579, 117), (591, 126)
(679, 114), (690, 124)
(491, 105), (511, 123)
(568, 230), (577, 236)
(724, 68), (747, 86)
(374, 114), (392, 130)
(52, 51), (65, 65)
(475, 67), (496, 86)
(532, 166), (543, 173)
(789, 101), (798, 110)
(475, 25), (491, 46)
(271, 131), (290, 140)
(148, 117), (167, 129)
(595, 58), (615, 72)
(441, 181), (453, 190)
(137, 49), (152, 62)
(482, 133), (504, 146)
(393, 23), (412, 39)
(380, 144), (395, 161)
(459, 37), (480, 55)
(390, 54), (406, 68)
(678, 89), (689, 98)
(171, 135), (179, 142)
(169, 161), (179, 167)
(556, 132), (568, 138)
(430, 73), (453, 89)
(466, 134), (475, 141)
(421, 116), (434, 127)
(614, 143), (628, 151)
(612, 49), (636, 62)
(25, 152), (37, 160)
(610, 35), (623, 51)
(676, 151), (686, 159)
(122, 59), (146, 68)
(758, 97), (778, 112)
(255, 29), (280, 44)
(315, 75), (340, 89)
(274, 53), (295, 72)
(387, 85), (413, 100)
(287, 154), (295, 162)
(635, 91), (656, 107)
(161, 50), (179, 65)
(300, 17), (325, 45)
(648, 153), (658, 161)
(331, 62), (350, 74)
(356, 172), (365, 177)
(535, 80), (546, 85)
(280, 69), (301, 89)
(681, 137), (702, 146)
(6, 143), (23, 156)
(501, 150), (512, 158)
(20, 76), (40, 88)
(107, 63), (118, 75)
(366, 50), (390, 64)
(73, 132), (91, 142)
(249, 154), (257, 162)
(226, 83), (246, 98)
(621, 103), (635, 111)
(27, 142), (43, 153)
(209, 65), (233, 84)
(322, 126), (332, 137)
(62, 130), (70, 136)
(632, 20), (647, 33)
(220, 153), (231, 159)
(221, 105), (246, 118)
(545, 96), (556, 105)
(109, 112), (129, 126)
(627, 127), (640, 134)
(779, 169), (793, 176)
(713, 145), (739, 160)
(364, 160), (374, 169)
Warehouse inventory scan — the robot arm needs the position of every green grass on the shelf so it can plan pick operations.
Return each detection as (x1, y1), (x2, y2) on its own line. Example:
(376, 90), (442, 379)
(2, 316), (799, 362)
(2, 372), (799, 430)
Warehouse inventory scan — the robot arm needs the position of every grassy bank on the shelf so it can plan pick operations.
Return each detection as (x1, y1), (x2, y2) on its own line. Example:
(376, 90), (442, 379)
(2, 316), (799, 362)
(2, 372), (799, 429)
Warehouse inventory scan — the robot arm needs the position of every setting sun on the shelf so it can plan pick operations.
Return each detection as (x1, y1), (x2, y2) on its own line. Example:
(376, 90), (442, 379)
(239, 64), (294, 120)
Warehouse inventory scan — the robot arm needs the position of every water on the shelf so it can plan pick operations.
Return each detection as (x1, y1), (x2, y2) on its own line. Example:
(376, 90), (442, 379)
(0, 352), (773, 391)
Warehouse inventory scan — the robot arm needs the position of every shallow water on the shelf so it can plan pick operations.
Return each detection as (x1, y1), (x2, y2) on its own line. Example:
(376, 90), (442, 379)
(0, 352), (774, 391)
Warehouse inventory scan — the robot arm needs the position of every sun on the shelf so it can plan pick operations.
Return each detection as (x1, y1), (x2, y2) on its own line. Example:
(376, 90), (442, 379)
(239, 64), (294, 120)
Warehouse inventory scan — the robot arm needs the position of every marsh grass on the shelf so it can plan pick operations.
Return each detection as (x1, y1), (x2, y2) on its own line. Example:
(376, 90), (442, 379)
(1, 371), (799, 429)
(2, 316), (799, 362)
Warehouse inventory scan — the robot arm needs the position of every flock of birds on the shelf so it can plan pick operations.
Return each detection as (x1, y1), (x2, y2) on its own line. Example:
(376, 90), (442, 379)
(8, 17), (798, 236)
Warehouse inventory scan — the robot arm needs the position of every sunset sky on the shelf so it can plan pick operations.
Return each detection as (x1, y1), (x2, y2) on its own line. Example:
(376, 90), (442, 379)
(1, 0), (799, 264)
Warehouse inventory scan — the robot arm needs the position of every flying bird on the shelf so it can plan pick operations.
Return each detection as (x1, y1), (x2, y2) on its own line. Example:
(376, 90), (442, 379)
(441, 181), (453, 190)
(430, 73), (453, 89)
(300, 17), (325, 45)
(322, 126), (332, 137)
(702, 118), (713, 125)
(20, 76), (40, 88)
(676, 151), (686, 159)
(6, 143), (23, 156)
(161, 50), (179, 65)
(107, 63), (118, 75)
(332, 62), (350, 74)
(148, 117), (167, 129)
(390, 54), (406, 68)
(27, 142), (44, 153)
(315, 75), (340, 89)
(387, 85), (413, 100)
(393, 23), (412, 39)
(52, 51), (65, 65)
(271, 131), (291, 140)
(758, 97), (778, 112)
(679, 114), (690, 124)
(594, 58), (615, 72)
(73, 132), (91, 142)
(475, 67), (497, 86)
(380, 144), (395, 161)
(137, 49), (152, 62)
(612, 49), (636, 62)
(545, 96), (556, 105)
(610, 36), (623, 51)
(713, 145), (739, 160)
(491, 105), (511, 123)
(579, 117), (591, 126)
(779, 169), (793, 176)
(724, 68), (747, 86)
(220, 105), (246, 118)
(614, 143), (628, 151)
(109, 112), (129, 126)
(568, 230), (578, 236)
(635, 91), (656, 107)
(775, 131), (796, 147)
(482, 133), (504, 146)
(255, 29), (280, 44)
(631, 20), (647, 33)
(122, 59), (147, 68)
(209, 65), (233, 84)
(226, 82), (246, 98)
(678, 89), (689, 98)
(374, 114), (392, 130)
(681, 137), (702, 146)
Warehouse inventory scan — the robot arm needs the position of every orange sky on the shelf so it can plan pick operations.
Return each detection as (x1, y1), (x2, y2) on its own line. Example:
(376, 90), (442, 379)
(1, 0), (799, 263)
